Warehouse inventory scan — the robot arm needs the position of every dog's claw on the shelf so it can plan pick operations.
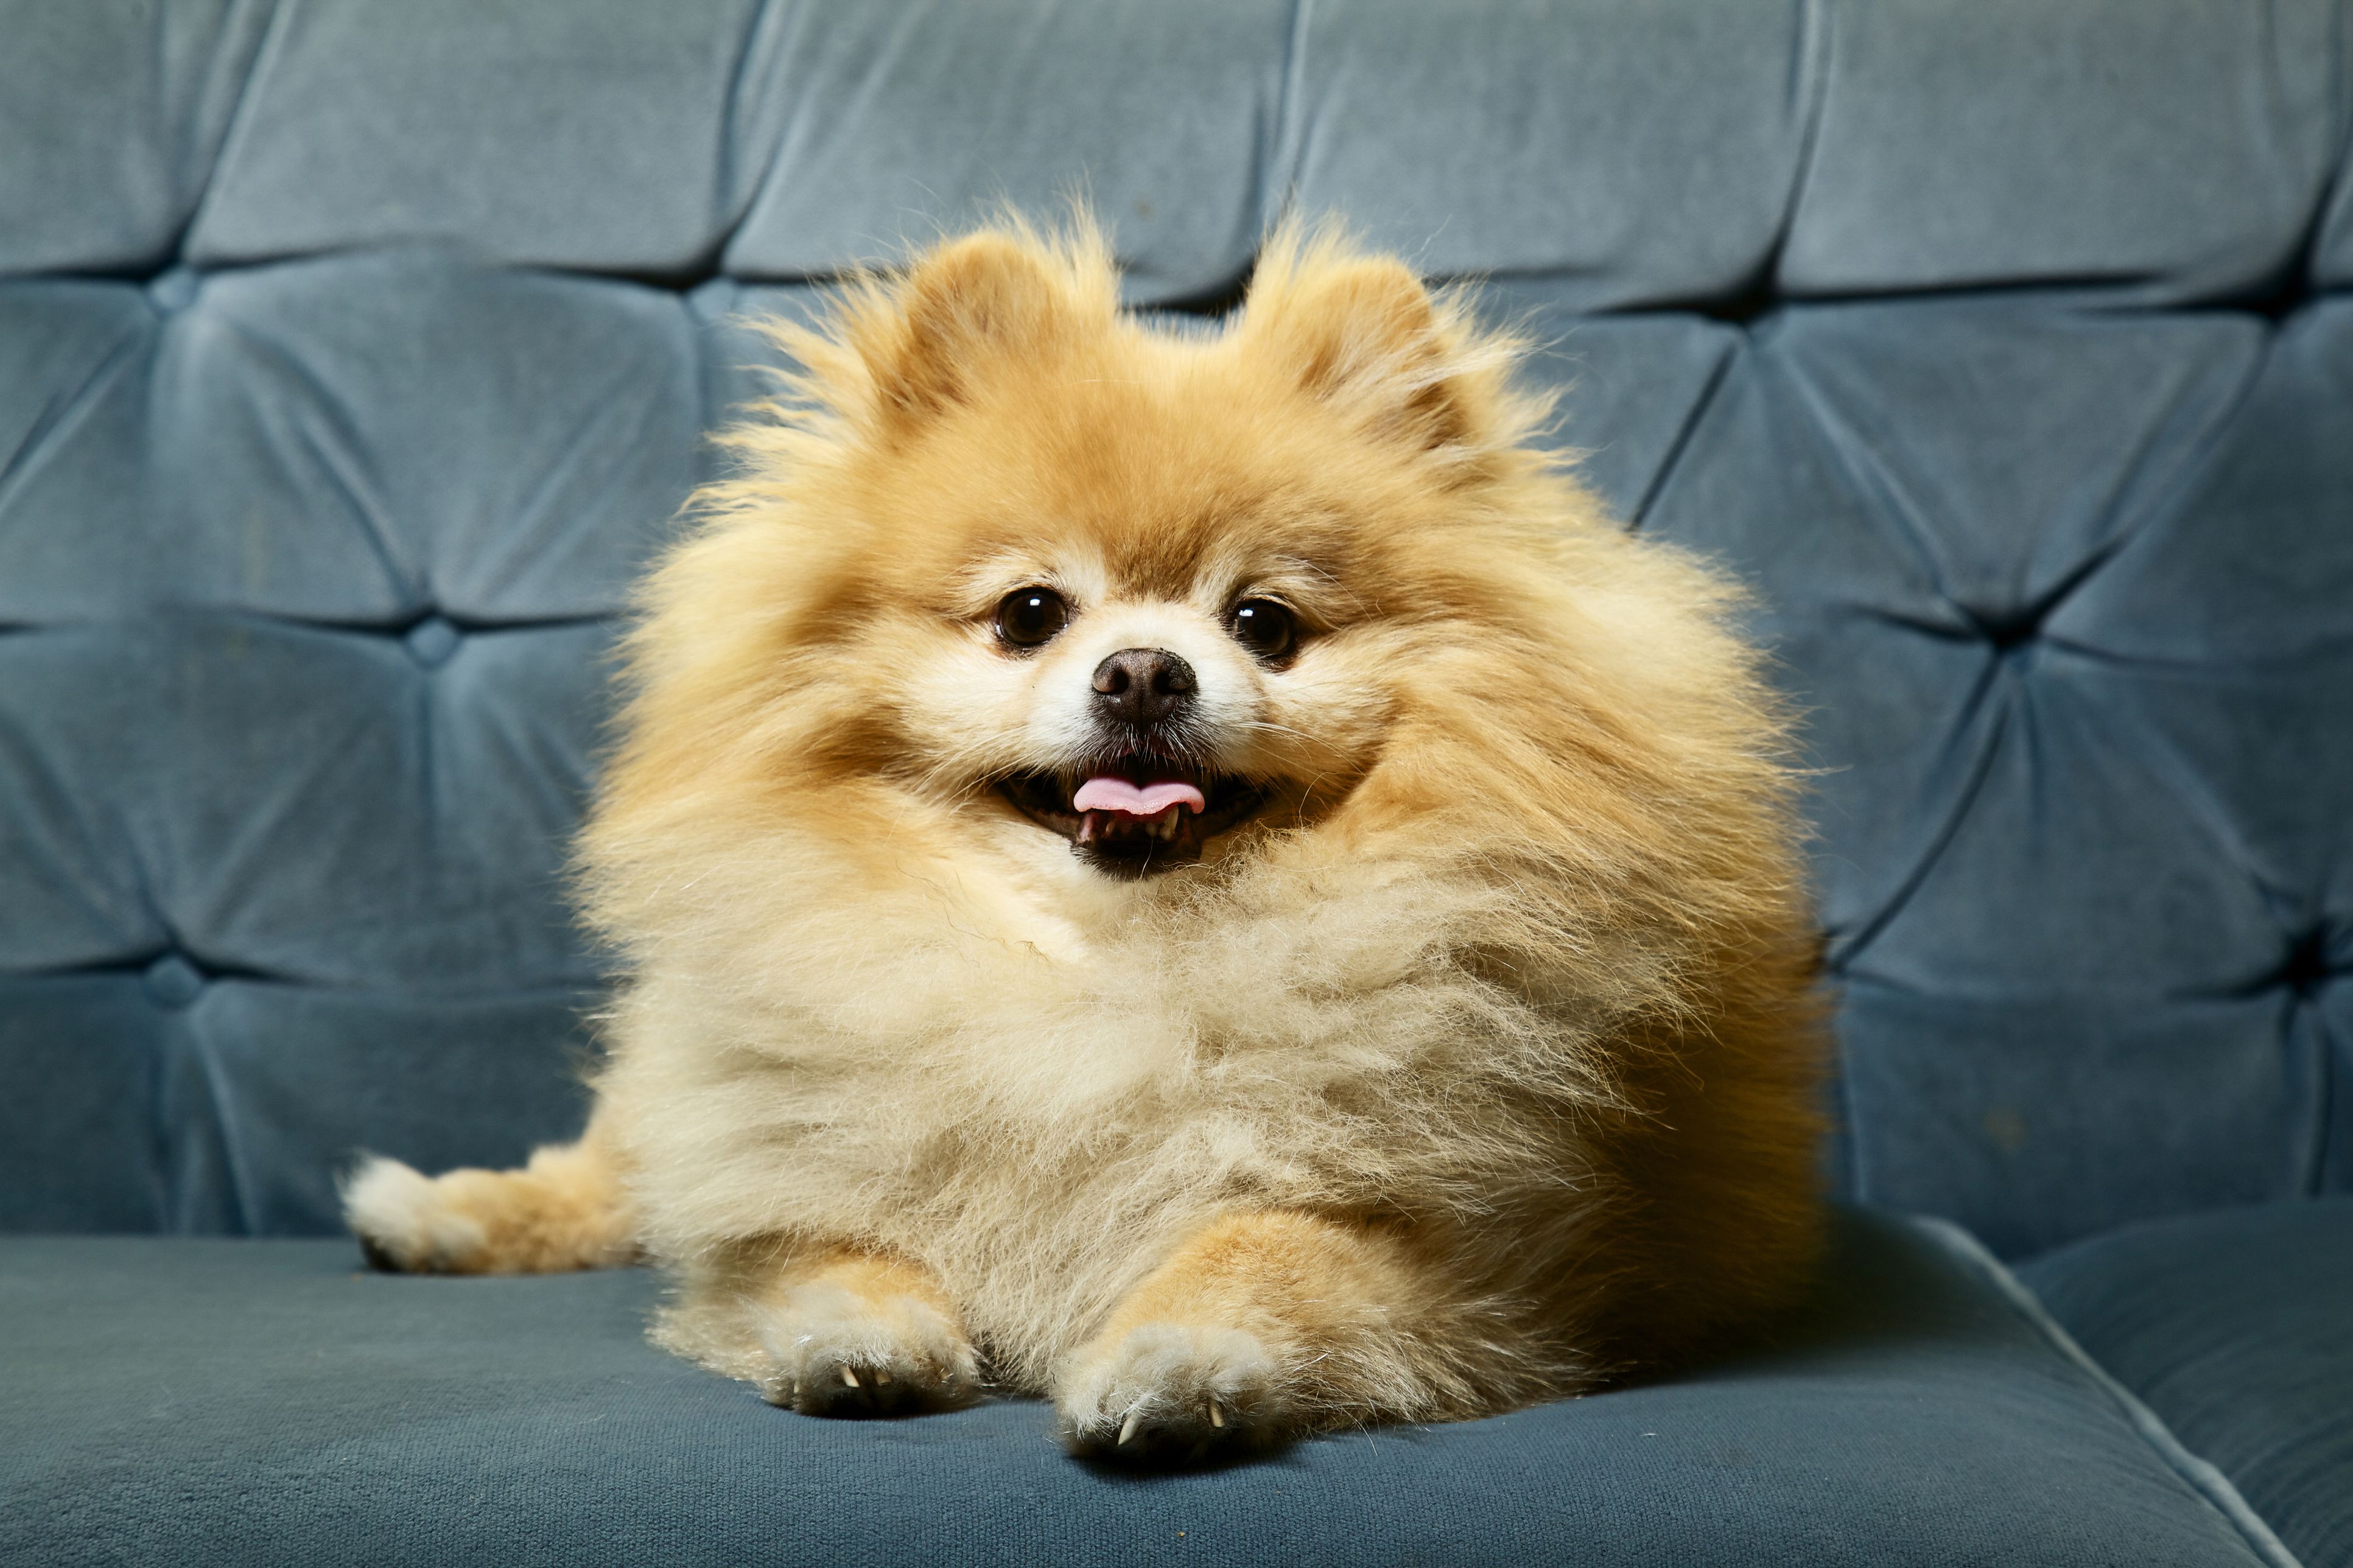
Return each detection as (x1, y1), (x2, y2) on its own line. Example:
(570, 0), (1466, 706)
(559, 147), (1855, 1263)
(840, 1366), (859, 1388)
(875, 1368), (892, 1385)
(1118, 1411), (1141, 1446)
(1208, 1402), (1224, 1428)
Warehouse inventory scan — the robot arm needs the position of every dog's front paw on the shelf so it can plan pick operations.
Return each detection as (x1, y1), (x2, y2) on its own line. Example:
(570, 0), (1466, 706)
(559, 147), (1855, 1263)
(1056, 1322), (1283, 1463)
(755, 1280), (980, 1418)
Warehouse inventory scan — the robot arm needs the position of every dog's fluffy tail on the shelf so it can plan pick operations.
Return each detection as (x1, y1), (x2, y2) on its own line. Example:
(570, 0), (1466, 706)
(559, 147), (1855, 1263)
(342, 1115), (636, 1274)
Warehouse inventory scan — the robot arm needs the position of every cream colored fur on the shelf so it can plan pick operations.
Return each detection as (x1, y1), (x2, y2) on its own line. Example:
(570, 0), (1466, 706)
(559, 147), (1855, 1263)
(345, 219), (1825, 1461)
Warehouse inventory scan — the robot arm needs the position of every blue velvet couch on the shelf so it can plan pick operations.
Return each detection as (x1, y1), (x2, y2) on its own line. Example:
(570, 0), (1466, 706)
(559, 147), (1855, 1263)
(5, 2), (2350, 1563)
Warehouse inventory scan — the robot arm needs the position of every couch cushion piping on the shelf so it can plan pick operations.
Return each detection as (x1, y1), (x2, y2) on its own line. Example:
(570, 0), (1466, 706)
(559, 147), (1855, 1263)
(1909, 1215), (2305, 1568)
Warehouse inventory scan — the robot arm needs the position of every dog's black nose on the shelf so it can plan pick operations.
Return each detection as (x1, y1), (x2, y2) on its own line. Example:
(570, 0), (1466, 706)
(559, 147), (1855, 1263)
(1092, 648), (1196, 726)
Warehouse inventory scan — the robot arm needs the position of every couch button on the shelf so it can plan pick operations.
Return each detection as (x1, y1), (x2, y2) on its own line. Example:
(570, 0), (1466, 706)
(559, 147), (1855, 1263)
(146, 268), (200, 313)
(2281, 928), (2330, 996)
(404, 615), (461, 668)
(1968, 604), (2044, 652)
(143, 954), (205, 1009)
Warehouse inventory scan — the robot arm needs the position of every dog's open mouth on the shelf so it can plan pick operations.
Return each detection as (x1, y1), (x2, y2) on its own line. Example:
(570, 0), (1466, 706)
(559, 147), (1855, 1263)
(999, 760), (1264, 877)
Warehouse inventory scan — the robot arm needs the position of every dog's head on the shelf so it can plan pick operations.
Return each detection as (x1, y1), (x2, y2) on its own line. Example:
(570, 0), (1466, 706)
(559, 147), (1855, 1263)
(599, 223), (1772, 937)
(846, 225), (1541, 883)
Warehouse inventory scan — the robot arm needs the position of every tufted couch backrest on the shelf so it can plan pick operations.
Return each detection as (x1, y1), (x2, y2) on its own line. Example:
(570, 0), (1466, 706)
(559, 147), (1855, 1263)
(3, 0), (2349, 1258)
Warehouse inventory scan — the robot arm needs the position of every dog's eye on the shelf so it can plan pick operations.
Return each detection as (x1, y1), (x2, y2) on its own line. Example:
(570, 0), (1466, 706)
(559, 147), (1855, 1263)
(1229, 599), (1296, 662)
(995, 587), (1070, 650)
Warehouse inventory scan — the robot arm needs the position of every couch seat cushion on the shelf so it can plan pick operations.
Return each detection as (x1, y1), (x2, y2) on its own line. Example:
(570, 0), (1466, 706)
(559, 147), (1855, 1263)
(0, 1209), (2284, 1568)
(2022, 1197), (2353, 1567)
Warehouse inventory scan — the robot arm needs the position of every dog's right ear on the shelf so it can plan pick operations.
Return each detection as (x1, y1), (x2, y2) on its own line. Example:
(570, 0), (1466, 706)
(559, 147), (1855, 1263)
(858, 231), (1095, 431)
(1238, 222), (1533, 483)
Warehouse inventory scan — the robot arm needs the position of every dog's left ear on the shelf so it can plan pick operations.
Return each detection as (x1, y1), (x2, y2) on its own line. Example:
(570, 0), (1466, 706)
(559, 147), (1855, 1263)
(860, 231), (1103, 432)
(1241, 238), (1504, 466)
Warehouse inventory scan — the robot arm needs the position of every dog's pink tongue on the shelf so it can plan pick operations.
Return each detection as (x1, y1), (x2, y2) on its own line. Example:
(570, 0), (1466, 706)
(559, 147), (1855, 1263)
(1071, 777), (1206, 816)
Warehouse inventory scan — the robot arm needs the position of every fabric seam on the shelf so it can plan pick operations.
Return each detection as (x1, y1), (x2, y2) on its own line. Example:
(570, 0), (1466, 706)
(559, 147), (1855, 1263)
(1909, 1215), (2304, 1568)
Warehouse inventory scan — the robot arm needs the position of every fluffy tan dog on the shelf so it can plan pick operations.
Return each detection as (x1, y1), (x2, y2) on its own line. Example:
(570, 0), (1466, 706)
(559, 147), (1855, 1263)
(345, 220), (1823, 1461)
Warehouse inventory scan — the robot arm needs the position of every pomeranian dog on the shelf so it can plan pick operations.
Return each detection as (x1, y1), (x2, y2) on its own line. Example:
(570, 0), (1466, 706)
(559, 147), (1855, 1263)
(345, 219), (1823, 1461)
